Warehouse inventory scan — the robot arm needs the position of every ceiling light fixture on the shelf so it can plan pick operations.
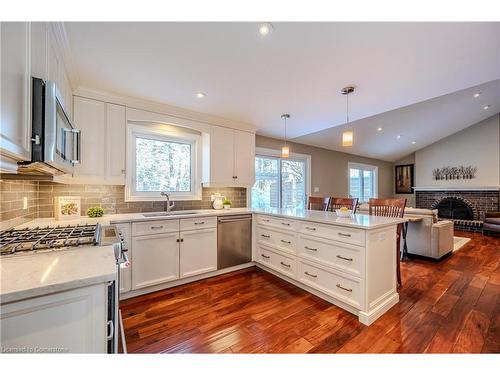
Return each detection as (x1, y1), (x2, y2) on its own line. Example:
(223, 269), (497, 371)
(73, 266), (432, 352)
(483, 105), (491, 110)
(412, 141), (416, 145)
(377, 127), (383, 132)
(474, 92), (481, 98)
(196, 92), (206, 99)
(281, 114), (290, 158)
(396, 135), (401, 139)
(341, 86), (355, 147)
(259, 23), (273, 36)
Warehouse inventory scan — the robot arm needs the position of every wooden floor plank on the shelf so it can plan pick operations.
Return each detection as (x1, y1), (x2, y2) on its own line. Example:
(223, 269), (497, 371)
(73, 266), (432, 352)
(120, 231), (500, 353)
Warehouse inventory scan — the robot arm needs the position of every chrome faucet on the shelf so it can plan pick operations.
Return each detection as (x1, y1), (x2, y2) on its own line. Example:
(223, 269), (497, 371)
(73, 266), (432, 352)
(160, 191), (175, 212)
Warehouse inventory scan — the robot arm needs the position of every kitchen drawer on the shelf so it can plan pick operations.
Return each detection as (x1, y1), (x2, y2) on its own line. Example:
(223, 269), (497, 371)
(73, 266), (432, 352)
(257, 245), (297, 280)
(180, 216), (217, 231)
(256, 225), (296, 255)
(298, 260), (364, 309)
(132, 220), (179, 236)
(298, 234), (364, 277)
(298, 221), (365, 247)
(256, 215), (297, 231)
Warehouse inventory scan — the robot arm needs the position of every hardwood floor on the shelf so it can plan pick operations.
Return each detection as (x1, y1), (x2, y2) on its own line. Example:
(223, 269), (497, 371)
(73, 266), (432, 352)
(120, 231), (500, 353)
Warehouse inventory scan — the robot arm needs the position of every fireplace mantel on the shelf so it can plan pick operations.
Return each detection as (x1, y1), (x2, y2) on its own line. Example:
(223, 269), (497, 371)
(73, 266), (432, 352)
(413, 186), (500, 191)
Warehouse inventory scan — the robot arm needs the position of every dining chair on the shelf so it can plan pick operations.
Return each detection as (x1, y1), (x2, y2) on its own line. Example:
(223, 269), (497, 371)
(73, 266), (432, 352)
(307, 196), (331, 211)
(368, 198), (407, 288)
(329, 197), (359, 213)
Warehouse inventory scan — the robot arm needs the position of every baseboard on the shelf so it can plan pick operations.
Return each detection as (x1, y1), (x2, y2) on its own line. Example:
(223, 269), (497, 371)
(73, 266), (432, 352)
(358, 293), (399, 325)
(120, 262), (255, 300)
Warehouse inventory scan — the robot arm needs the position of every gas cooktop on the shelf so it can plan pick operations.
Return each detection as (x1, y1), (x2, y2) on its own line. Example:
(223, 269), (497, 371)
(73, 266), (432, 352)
(0, 224), (100, 256)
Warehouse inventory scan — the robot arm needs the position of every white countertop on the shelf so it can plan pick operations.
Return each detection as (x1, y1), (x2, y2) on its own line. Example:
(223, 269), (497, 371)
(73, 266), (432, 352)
(14, 207), (406, 230)
(0, 245), (117, 304)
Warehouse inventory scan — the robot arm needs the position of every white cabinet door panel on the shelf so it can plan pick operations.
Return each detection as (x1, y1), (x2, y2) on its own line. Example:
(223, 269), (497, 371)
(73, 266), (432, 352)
(210, 126), (234, 185)
(234, 130), (255, 186)
(180, 228), (217, 278)
(131, 232), (179, 289)
(0, 22), (31, 162)
(106, 103), (126, 184)
(73, 97), (106, 178)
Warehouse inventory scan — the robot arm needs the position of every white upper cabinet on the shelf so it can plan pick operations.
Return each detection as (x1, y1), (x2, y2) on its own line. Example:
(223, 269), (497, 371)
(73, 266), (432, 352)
(205, 126), (255, 187)
(73, 97), (106, 179)
(56, 96), (126, 185)
(0, 22), (32, 171)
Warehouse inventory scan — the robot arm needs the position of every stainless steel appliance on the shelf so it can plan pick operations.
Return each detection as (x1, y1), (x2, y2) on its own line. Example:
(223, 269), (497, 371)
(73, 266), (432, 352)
(18, 77), (81, 175)
(0, 223), (128, 353)
(217, 215), (252, 269)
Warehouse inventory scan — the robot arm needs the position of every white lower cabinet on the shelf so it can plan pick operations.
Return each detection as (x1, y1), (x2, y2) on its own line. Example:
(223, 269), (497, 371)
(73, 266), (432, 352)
(180, 228), (217, 278)
(128, 218), (217, 293)
(254, 214), (399, 326)
(131, 232), (180, 290)
(297, 260), (364, 310)
(0, 283), (107, 353)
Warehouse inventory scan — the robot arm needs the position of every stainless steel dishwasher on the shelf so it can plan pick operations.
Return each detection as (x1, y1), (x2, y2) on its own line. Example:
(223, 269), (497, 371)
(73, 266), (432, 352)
(217, 214), (252, 269)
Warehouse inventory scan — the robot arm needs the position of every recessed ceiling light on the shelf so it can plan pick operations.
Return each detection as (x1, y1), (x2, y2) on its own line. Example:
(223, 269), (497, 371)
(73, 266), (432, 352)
(483, 105), (491, 110)
(377, 127), (383, 132)
(258, 23), (273, 36)
(196, 92), (206, 99)
(412, 141), (416, 145)
(474, 92), (481, 98)
(396, 135), (401, 139)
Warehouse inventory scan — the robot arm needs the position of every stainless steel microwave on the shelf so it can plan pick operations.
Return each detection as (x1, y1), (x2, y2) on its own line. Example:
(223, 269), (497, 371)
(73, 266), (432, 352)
(18, 78), (80, 175)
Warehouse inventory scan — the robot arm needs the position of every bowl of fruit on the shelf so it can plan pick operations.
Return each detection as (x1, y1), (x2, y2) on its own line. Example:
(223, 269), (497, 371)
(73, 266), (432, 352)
(335, 207), (352, 218)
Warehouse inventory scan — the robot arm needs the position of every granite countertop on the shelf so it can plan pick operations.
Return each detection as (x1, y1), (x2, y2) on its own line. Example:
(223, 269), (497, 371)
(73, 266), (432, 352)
(14, 207), (406, 230)
(0, 245), (117, 304)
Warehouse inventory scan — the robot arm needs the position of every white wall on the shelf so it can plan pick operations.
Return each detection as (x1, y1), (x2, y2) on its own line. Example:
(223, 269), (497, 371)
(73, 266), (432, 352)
(415, 114), (500, 188)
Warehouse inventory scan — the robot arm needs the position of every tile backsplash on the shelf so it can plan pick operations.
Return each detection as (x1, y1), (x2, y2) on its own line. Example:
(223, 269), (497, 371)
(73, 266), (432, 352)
(0, 178), (247, 228)
(0, 180), (38, 230)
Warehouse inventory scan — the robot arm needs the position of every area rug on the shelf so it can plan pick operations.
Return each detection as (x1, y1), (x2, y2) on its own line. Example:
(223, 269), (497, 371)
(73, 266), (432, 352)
(453, 236), (471, 252)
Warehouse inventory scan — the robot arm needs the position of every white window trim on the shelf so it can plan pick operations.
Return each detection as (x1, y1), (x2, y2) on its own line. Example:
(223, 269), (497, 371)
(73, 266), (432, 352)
(348, 161), (378, 202)
(125, 123), (202, 202)
(252, 147), (311, 209)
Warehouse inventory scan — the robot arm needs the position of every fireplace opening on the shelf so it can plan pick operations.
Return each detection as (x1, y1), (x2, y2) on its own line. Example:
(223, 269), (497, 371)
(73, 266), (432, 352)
(433, 197), (474, 220)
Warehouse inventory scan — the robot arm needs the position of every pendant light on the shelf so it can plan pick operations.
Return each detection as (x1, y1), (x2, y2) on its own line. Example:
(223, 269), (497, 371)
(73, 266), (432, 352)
(281, 113), (290, 158)
(341, 86), (355, 147)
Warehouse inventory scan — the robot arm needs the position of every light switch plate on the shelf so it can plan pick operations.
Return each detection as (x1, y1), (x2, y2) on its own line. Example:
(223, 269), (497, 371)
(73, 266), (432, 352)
(314, 187), (320, 193)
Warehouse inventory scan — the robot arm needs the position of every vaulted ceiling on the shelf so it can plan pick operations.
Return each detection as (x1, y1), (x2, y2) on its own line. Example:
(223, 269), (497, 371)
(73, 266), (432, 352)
(65, 22), (500, 161)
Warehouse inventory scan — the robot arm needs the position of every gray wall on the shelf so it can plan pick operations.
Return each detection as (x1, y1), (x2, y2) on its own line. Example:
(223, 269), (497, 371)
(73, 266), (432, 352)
(256, 135), (394, 199)
(415, 114), (499, 188)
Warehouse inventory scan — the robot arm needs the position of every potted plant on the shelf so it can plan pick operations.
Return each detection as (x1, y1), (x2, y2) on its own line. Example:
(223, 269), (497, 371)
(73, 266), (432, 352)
(223, 198), (232, 210)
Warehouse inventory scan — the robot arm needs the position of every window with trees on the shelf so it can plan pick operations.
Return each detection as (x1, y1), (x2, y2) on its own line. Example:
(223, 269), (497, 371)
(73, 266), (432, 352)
(251, 149), (310, 210)
(348, 162), (378, 203)
(126, 123), (201, 201)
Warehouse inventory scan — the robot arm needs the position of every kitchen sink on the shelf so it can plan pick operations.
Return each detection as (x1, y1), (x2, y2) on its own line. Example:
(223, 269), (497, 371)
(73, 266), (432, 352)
(142, 210), (202, 217)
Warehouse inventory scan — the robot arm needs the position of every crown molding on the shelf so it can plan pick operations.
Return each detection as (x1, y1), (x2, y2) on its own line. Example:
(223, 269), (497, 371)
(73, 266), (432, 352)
(73, 86), (256, 133)
(49, 22), (80, 91)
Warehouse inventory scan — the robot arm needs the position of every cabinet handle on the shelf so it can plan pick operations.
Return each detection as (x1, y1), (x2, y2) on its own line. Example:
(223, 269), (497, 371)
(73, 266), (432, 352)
(194, 221), (205, 225)
(337, 232), (351, 237)
(106, 320), (114, 340)
(261, 234), (270, 238)
(262, 219), (270, 222)
(336, 254), (353, 261)
(304, 246), (317, 251)
(232, 176), (238, 179)
(261, 254), (270, 259)
(281, 222), (290, 226)
(280, 261), (291, 268)
(151, 225), (164, 230)
(304, 271), (317, 278)
(280, 239), (291, 244)
(336, 283), (353, 292)
(176, 238), (184, 242)
(305, 226), (316, 231)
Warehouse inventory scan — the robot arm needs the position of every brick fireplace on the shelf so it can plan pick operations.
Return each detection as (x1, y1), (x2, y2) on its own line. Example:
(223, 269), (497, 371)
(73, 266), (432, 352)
(415, 189), (499, 232)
